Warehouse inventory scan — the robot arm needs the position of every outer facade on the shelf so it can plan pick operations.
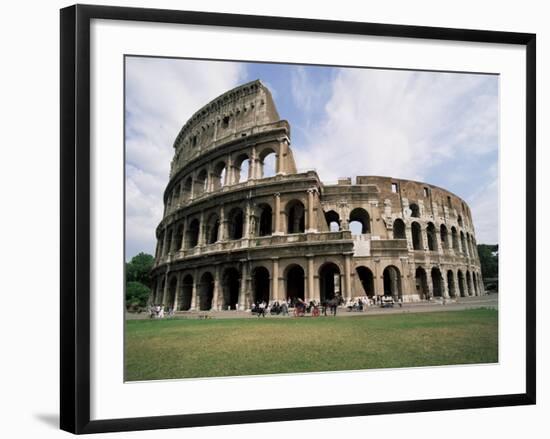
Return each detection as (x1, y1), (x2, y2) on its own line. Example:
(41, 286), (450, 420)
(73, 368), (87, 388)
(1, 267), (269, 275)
(150, 80), (485, 311)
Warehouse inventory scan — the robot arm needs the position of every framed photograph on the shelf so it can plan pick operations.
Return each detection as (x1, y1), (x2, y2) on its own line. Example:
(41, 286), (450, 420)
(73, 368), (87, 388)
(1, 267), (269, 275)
(60, 4), (536, 434)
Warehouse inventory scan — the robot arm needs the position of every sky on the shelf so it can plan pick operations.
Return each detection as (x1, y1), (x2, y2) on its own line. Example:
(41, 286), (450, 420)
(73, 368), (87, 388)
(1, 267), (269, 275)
(125, 56), (499, 260)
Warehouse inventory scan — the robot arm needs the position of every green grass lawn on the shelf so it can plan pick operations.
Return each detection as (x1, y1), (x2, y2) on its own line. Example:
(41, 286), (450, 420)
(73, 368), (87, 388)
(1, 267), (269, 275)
(125, 308), (498, 381)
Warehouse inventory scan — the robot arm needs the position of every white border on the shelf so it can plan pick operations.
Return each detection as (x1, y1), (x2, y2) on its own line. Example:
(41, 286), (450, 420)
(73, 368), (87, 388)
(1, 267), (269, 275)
(90, 19), (526, 420)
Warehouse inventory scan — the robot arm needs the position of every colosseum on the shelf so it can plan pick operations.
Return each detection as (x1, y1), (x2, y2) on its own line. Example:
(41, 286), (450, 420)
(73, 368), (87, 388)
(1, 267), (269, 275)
(150, 79), (485, 311)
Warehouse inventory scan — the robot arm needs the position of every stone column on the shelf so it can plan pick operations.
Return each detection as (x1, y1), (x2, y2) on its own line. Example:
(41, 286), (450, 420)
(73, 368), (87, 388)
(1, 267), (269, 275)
(198, 211), (205, 247)
(273, 193), (282, 235)
(180, 217), (188, 251)
(344, 254), (352, 301)
(405, 224), (414, 251)
(173, 272), (181, 310)
(426, 272), (433, 299)
(191, 269), (199, 310)
(276, 141), (286, 174)
(272, 258), (279, 301)
(250, 146), (258, 180)
(161, 271), (169, 305)
(307, 255), (315, 301)
(306, 188), (317, 233)
(212, 265), (221, 310)
(162, 229), (169, 256)
(374, 260), (383, 296)
(244, 200), (251, 239)
(225, 155), (233, 186)
(239, 262), (249, 310)
(441, 270), (449, 298)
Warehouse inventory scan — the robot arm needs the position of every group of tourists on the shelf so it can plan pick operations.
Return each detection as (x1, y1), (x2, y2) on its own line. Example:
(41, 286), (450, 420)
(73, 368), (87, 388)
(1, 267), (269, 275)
(149, 304), (175, 319)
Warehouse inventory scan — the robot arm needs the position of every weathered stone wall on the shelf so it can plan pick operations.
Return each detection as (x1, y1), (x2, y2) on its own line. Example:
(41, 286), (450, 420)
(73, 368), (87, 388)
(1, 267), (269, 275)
(150, 81), (485, 311)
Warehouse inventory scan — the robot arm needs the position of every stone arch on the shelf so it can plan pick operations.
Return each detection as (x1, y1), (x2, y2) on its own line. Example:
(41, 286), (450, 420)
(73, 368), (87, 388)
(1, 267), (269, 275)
(164, 228), (173, 255)
(415, 267), (429, 299)
(227, 207), (244, 240)
(460, 231), (467, 255)
(285, 264), (305, 302)
(195, 169), (208, 196)
(431, 267), (443, 297)
(257, 203), (272, 236)
(285, 199), (305, 234)
(156, 277), (165, 304)
(182, 176), (193, 201)
(252, 266), (270, 304)
(167, 276), (178, 309)
(324, 210), (341, 232)
(457, 270), (466, 297)
(451, 226), (459, 250)
(411, 221), (423, 250)
(174, 223), (184, 252)
(234, 153), (250, 183)
(440, 224), (449, 249)
(171, 184), (180, 208)
(472, 272), (479, 296)
(409, 203), (420, 218)
(427, 222), (437, 251)
(393, 218), (406, 239)
(319, 262), (341, 302)
(457, 214), (463, 227)
(205, 213), (220, 244)
(349, 207), (370, 235)
(466, 271), (473, 296)
(199, 272), (214, 310)
(383, 265), (402, 298)
(258, 147), (277, 178)
(179, 274), (193, 310)
(356, 266), (374, 297)
(447, 270), (456, 298)
(186, 218), (200, 248)
(212, 161), (226, 190)
(222, 267), (240, 310)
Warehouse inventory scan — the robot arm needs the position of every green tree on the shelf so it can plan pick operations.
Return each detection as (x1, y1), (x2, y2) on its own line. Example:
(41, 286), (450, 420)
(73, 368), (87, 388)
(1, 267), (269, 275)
(126, 252), (155, 286)
(126, 281), (151, 310)
(477, 244), (498, 279)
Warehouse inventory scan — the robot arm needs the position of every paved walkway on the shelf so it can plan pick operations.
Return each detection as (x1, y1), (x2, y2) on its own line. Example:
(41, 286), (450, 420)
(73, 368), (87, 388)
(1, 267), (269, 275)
(127, 294), (498, 320)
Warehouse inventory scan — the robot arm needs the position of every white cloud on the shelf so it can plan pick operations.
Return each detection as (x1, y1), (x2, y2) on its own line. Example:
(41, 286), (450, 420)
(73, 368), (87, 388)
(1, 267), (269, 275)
(125, 57), (245, 258)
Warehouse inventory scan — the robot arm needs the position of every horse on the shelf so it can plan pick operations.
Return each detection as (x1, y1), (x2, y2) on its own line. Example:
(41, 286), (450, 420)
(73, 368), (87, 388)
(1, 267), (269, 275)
(324, 294), (343, 316)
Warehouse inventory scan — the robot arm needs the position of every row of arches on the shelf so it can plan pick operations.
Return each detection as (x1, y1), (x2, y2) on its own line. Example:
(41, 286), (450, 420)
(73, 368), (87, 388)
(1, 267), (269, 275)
(324, 208), (371, 234)
(156, 199), (309, 257)
(166, 149), (277, 212)
(392, 219), (478, 257)
(414, 267), (480, 298)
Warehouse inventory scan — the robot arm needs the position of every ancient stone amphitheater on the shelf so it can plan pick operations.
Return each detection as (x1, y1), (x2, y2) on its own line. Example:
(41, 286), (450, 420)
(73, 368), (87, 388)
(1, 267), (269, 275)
(150, 80), (484, 311)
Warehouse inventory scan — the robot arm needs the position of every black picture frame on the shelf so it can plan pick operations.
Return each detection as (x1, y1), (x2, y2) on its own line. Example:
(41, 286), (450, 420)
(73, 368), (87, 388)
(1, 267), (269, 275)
(60, 4), (536, 434)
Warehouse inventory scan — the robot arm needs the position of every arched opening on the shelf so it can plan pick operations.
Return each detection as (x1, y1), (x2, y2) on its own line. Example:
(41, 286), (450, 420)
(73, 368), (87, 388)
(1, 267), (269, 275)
(234, 154), (250, 183)
(356, 266), (374, 298)
(285, 264), (305, 302)
(172, 184), (180, 208)
(457, 215), (463, 227)
(186, 218), (200, 248)
(157, 232), (164, 258)
(222, 267), (240, 310)
(319, 262), (341, 302)
(393, 218), (406, 239)
(431, 267), (443, 297)
(259, 148), (276, 178)
(206, 214), (219, 244)
(227, 208), (244, 240)
(440, 224), (449, 249)
(179, 274), (193, 310)
(410, 203), (420, 218)
(252, 266), (270, 304)
(199, 272), (214, 310)
(183, 177), (193, 201)
(167, 277), (178, 309)
(212, 161), (226, 190)
(286, 200), (305, 234)
(451, 226), (459, 250)
(415, 267), (429, 299)
(156, 278), (165, 304)
(324, 210), (341, 232)
(195, 169), (208, 196)
(258, 204), (272, 236)
(349, 207), (370, 235)
(460, 231), (467, 255)
(174, 224), (184, 252)
(164, 229), (173, 255)
(427, 222), (437, 251)
(466, 271), (473, 296)
(383, 265), (402, 298)
(472, 272), (479, 296)
(411, 221), (423, 250)
(457, 270), (466, 297)
(447, 270), (456, 298)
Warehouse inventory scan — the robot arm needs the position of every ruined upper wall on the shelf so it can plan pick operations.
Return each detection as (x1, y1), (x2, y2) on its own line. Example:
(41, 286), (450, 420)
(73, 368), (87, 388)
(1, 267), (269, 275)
(170, 80), (282, 175)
